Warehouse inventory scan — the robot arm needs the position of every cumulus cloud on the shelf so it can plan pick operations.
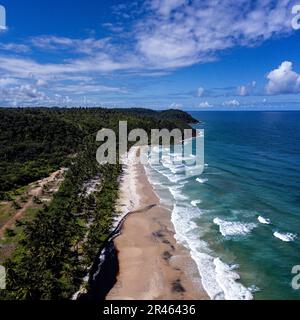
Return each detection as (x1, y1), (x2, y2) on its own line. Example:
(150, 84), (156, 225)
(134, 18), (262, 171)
(168, 102), (183, 109)
(237, 81), (257, 96)
(223, 99), (240, 107)
(196, 87), (205, 97)
(0, 0), (296, 106)
(265, 61), (300, 94)
(237, 85), (249, 96)
(198, 101), (213, 108)
(0, 84), (47, 105)
(0, 81), (75, 107)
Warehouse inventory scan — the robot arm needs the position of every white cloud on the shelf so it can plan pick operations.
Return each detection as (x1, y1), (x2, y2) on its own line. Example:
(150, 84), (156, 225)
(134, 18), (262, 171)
(265, 61), (300, 94)
(223, 99), (240, 107)
(151, 0), (186, 16)
(0, 0), (297, 106)
(1, 84), (46, 104)
(136, 0), (294, 69)
(0, 82), (75, 107)
(36, 79), (47, 87)
(102, 22), (124, 33)
(168, 102), (183, 109)
(30, 36), (110, 54)
(237, 85), (249, 96)
(237, 81), (257, 96)
(198, 101), (213, 108)
(0, 43), (30, 53)
(55, 83), (127, 95)
(196, 87), (205, 97)
(0, 54), (140, 79)
(0, 77), (19, 87)
(0, 1), (295, 77)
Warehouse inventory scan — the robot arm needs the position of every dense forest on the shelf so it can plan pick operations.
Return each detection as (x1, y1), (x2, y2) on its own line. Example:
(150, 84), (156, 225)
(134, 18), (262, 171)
(0, 107), (197, 300)
(0, 108), (195, 199)
(115, 108), (199, 124)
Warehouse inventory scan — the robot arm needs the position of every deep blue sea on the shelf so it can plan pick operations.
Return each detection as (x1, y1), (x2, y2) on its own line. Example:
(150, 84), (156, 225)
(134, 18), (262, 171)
(146, 111), (300, 300)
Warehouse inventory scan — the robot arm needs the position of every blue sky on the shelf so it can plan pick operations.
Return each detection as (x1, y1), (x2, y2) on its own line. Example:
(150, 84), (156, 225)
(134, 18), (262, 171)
(1, 0), (300, 110)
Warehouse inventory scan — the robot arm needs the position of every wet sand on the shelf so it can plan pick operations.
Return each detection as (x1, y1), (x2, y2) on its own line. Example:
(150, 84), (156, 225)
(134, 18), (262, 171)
(107, 149), (209, 300)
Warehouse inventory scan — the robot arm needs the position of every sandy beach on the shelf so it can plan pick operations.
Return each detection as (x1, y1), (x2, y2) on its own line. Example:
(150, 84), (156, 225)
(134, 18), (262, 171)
(107, 148), (209, 300)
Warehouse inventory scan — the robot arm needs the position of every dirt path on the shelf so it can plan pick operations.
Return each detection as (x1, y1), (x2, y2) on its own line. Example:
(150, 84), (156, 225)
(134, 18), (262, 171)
(0, 169), (64, 238)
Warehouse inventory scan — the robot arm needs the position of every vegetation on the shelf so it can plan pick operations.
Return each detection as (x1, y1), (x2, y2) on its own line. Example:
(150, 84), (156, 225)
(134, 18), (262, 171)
(115, 108), (199, 124)
(0, 107), (195, 199)
(0, 107), (197, 300)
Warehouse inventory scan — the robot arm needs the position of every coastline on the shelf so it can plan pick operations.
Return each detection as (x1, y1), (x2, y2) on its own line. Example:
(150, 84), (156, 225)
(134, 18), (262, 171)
(106, 148), (209, 300)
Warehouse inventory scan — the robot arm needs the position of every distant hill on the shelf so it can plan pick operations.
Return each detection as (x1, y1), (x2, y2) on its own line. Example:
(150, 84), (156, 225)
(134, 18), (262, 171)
(116, 108), (199, 124)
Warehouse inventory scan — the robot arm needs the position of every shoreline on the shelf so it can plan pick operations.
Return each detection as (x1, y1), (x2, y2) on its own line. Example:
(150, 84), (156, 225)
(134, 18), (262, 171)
(106, 149), (209, 300)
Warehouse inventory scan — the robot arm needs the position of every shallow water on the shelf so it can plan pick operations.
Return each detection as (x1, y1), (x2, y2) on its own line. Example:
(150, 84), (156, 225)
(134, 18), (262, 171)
(146, 111), (300, 300)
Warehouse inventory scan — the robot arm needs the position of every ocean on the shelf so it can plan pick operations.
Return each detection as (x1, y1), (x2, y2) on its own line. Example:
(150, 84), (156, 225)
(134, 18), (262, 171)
(145, 111), (300, 300)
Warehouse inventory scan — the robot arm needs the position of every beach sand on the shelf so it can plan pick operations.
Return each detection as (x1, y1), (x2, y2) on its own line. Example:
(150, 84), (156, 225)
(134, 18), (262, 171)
(107, 149), (209, 300)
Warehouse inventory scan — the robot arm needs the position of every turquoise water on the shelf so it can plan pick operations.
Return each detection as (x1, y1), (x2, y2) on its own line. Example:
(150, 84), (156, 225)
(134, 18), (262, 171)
(146, 111), (300, 300)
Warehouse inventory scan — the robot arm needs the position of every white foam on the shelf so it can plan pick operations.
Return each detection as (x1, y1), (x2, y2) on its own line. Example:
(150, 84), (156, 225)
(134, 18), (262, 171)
(214, 258), (253, 300)
(179, 180), (188, 186)
(171, 205), (254, 300)
(258, 216), (271, 225)
(169, 185), (189, 201)
(191, 200), (202, 207)
(146, 157), (255, 300)
(273, 231), (297, 242)
(213, 218), (256, 237)
(171, 205), (224, 299)
(248, 285), (261, 293)
(162, 162), (185, 174)
(162, 171), (186, 183)
(196, 178), (208, 184)
(148, 162), (182, 183)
